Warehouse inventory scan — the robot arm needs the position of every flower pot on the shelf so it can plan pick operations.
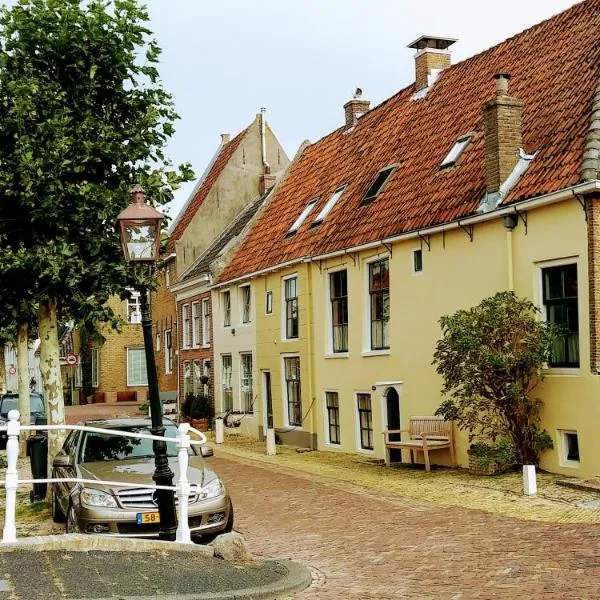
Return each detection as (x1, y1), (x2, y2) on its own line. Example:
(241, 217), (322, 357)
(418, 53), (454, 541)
(190, 418), (209, 431)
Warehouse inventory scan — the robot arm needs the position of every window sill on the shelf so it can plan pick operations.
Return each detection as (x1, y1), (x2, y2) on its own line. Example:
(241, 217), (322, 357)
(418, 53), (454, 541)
(356, 446), (375, 454)
(544, 367), (581, 377)
(361, 349), (390, 357)
(281, 337), (300, 343)
(559, 460), (580, 469)
(324, 441), (342, 448)
(201, 344), (211, 349)
(325, 352), (349, 359)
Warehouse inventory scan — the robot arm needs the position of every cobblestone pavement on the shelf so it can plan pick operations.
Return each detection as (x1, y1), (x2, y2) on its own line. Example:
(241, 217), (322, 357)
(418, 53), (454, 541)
(214, 453), (600, 599)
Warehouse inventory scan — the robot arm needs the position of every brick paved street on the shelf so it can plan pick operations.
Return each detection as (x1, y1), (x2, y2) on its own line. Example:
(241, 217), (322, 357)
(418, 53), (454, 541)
(214, 453), (600, 599)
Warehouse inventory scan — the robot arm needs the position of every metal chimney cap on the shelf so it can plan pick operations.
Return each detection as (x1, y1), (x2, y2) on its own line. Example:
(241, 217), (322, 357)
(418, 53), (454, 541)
(408, 35), (457, 51)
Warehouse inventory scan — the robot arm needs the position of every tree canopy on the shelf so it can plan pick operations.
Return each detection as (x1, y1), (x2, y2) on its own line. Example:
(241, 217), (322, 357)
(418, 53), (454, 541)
(433, 291), (557, 465)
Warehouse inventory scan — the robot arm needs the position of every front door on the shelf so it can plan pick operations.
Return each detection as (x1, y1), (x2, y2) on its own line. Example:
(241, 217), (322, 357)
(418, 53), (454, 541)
(386, 388), (402, 463)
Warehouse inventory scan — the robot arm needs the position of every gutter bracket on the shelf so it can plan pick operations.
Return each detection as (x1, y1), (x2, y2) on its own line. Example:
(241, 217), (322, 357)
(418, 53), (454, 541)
(574, 192), (588, 221)
(345, 250), (358, 267)
(417, 232), (431, 251)
(381, 242), (393, 257)
(514, 208), (528, 234)
(458, 222), (474, 242)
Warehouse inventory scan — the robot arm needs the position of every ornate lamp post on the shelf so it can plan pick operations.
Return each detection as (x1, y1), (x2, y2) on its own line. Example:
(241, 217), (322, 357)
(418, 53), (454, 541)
(116, 184), (177, 541)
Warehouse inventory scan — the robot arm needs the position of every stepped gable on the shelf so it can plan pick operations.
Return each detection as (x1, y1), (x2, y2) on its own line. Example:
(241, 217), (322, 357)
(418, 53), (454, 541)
(217, 0), (600, 283)
(167, 128), (248, 252)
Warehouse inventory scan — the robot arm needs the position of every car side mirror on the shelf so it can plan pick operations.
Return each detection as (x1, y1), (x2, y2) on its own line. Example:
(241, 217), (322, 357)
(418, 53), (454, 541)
(52, 454), (74, 468)
(200, 445), (214, 458)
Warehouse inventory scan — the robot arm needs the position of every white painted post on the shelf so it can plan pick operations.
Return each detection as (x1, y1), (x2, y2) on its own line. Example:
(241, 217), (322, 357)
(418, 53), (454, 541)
(2, 410), (20, 544)
(175, 422), (192, 544)
(215, 418), (224, 444)
(523, 464), (537, 496)
(266, 428), (276, 456)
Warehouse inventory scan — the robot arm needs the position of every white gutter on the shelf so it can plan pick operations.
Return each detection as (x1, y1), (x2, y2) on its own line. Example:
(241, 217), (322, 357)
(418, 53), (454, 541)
(211, 176), (600, 289)
(260, 107), (270, 173)
(170, 272), (211, 295)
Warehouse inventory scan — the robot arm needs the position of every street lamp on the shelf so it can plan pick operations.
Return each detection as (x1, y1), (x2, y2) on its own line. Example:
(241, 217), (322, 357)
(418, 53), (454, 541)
(116, 184), (177, 541)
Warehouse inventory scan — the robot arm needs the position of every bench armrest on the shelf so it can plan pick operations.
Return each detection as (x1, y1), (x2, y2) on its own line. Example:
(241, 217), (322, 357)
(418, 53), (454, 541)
(382, 429), (410, 443)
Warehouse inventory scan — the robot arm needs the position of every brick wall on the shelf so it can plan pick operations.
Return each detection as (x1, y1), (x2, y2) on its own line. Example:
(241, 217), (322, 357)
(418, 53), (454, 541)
(415, 50), (451, 91)
(152, 260), (179, 395)
(483, 79), (522, 194)
(177, 290), (214, 409)
(97, 295), (147, 403)
(586, 194), (600, 374)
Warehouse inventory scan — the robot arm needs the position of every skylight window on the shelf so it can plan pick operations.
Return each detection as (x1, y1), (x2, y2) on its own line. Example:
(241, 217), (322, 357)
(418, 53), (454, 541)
(440, 134), (473, 168)
(287, 198), (317, 235)
(361, 166), (396, 205)
(313, 186), (345, 225)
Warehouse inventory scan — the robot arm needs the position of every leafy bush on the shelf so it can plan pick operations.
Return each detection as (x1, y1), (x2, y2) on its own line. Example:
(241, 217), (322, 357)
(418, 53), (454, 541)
(181, 393), (213, 420)
(433, 291), (556, 465)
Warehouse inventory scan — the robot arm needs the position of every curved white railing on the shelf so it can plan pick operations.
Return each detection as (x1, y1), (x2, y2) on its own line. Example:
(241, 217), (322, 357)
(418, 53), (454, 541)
(0, 410), (209, 545)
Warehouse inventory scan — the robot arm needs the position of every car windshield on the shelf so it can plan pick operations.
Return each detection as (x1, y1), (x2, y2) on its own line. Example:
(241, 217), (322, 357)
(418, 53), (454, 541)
(0, 395), (44, 415)
(80, 424), (186, 462)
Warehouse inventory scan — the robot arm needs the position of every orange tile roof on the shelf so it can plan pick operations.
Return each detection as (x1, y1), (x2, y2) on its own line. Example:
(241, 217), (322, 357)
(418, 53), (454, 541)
(167, 127), (248, 252)
(217, 0), (600, 283)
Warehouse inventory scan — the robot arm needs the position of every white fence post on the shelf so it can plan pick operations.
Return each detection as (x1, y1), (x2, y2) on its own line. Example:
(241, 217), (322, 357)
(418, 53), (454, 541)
(2, 410), (20, 544)
(266, 428), (276, 456)
(215, 418), (224, 444)
(523, 464), (537, 496)
(175, 422), (192, 544)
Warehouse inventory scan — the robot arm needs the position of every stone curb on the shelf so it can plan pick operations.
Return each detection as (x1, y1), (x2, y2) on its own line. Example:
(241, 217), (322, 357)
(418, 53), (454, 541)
(85, 560), (312, 600)
(0, 533), (214, 556)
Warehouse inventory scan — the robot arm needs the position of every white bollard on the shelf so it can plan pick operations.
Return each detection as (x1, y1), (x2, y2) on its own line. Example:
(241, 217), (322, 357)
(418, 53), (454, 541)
(266, 428), (276, 456)
(2, 410), (20, 544)
(523, 464), (537, 496)
(175, 422), (192, 544)
(215, 418), (224, 444)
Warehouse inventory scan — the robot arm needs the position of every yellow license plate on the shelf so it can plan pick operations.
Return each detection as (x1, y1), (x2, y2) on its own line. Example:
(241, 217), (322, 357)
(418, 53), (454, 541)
(136, 512), (160, 525)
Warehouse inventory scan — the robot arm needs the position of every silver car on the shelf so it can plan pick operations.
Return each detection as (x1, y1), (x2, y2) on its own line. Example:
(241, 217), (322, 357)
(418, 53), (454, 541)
(51, 418), (233, 541)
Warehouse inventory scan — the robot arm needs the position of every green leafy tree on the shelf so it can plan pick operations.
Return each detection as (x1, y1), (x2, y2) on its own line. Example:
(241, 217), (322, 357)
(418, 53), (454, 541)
(433, 291), (557, 465)
(0, 0), (193, 460)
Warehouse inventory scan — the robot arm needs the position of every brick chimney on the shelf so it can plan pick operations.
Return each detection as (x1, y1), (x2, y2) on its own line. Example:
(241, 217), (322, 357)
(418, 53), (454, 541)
(259, 173), (276, 195)
(344, 88), (370, 129)
(408, 36), (456, 92)
(483, 73), (523, 194)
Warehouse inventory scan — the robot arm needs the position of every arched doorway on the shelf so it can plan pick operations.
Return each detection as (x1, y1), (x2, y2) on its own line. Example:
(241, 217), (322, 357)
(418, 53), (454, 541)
(386, 387), (402, 463)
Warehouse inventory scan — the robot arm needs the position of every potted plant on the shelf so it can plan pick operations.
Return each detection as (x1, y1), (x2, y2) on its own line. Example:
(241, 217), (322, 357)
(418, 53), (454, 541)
(181, 393), (214, 431)
(467, 439), (514, 475)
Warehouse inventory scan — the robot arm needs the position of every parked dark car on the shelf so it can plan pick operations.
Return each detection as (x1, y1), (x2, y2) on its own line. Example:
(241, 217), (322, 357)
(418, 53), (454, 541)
(0, 392), (46, 448)
(51, 418), (233, 542)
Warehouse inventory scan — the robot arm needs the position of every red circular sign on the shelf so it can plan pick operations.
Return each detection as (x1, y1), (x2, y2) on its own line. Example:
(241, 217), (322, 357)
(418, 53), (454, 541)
(66, 353), (78, 366)
(8, 366), (16, 375)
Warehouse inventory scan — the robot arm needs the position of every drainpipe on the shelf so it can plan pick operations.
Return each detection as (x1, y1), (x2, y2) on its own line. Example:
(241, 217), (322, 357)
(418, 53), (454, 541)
(259, 107), (270, 174)
(503, 214), (518, 291)
(305, 262), (317, 449)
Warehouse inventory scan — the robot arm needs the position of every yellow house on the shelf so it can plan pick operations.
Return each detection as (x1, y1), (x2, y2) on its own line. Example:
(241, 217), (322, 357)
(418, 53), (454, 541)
(214, 1), (600, 477)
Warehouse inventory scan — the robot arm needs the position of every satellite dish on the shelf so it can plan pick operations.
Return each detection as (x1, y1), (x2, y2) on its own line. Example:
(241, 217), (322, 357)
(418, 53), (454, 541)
(354, 87), (363, 98)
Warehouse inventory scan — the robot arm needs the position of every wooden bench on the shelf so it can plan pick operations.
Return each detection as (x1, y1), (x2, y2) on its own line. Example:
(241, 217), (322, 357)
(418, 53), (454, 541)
(383, 416), (455, 472)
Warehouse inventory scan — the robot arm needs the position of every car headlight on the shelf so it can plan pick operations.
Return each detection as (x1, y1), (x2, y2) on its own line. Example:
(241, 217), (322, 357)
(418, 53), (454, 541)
(198, 478), (224, 501)
(80, 488), (118, 508)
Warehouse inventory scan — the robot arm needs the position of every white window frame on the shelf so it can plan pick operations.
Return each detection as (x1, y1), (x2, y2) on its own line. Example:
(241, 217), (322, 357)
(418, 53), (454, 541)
(126, 291), (142, 324)
(282, 354), (302, 428)
(165, 267), (170, 289)
(127, 347), (148, 387)
(202, 298), (211, 347)
(202, 359), (210, 396)
(221, 354), (233, 411)
(323, 389), (341, 446)
(90, 348), (99, 388)
(535, 256), (580, 374)
(192, 359), (202, 396)
(192, 301), (200, 347)
(240, 352), (253, 414)
(74, 362), (82, 388)
(558, 429), (580, 468)
(266, 290), (273, 314)
(362, 254), (391, 356)
(288, 198), (317, 234)
(183, 360), (192, 398)
(240, 285), (251, 324)
(412, 248), (423, 274)
(182, 303), (191, 349)
(355, 391), (375, 453)
(155, 332), (161, 352)
(222, 290), (231, 328)
(313, 186), (345, 224)
(164, 329), (173, 374)
(440, 134), (473, 168)
(282, 274), (299, 341)
(325, 265), (349, 358)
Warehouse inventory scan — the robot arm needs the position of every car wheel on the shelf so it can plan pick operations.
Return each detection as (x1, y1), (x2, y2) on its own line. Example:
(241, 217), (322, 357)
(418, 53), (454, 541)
(65, 502), (80, 534)
(194, 502), (234, 544)
(223, 503), (234, 533)
(51, 486), (66, 524)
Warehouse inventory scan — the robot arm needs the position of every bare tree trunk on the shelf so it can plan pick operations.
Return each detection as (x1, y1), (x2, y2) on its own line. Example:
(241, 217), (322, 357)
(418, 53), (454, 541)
(0, 344), (6, 395)
(38, 298), (65, 474)
(16, 323), (30, 458)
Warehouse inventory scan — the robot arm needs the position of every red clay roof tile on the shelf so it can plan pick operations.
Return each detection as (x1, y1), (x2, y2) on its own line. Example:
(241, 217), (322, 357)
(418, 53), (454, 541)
(217, 0), (600, 282)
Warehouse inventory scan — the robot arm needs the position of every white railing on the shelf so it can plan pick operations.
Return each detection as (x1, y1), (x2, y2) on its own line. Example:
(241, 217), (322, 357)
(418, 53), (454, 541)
(0, 410), (207, 545)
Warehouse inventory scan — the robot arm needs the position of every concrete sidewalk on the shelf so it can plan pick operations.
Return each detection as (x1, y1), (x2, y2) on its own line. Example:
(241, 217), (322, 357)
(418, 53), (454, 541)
(0, 536), (311, 600)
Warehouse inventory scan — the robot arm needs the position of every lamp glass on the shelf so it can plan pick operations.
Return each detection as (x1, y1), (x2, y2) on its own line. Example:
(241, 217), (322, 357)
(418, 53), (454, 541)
(121, 220), (159, 262)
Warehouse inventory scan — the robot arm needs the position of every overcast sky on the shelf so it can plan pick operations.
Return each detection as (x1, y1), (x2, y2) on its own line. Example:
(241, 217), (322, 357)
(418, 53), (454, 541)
(146, 0), (578, 221)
